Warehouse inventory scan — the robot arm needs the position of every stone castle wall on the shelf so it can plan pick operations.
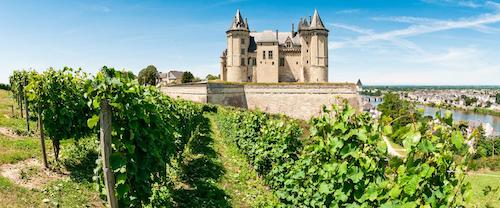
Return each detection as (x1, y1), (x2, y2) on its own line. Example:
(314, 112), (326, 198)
(160, 82), (361, 120)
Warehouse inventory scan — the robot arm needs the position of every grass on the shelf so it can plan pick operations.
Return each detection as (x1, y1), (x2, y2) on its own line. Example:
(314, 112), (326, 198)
(0, 89), (37, 135)
(465, 171), (500, 208)
(0, 176), (41, 207)
(0, 134), (44, 165)
(208, 113), (279, 207)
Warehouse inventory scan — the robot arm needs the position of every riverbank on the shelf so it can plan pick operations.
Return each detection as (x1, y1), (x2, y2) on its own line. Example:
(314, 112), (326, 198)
(412, 101), (500, 117)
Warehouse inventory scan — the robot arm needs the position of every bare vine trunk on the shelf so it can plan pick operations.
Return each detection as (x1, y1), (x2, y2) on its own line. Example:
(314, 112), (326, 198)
(53, 139), (60, 161)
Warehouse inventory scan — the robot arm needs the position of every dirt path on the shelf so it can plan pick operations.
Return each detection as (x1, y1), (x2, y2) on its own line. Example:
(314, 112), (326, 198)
(0, 127), (20, 139)
(0, 158), (66, 190)
(383, 136), (405, 158)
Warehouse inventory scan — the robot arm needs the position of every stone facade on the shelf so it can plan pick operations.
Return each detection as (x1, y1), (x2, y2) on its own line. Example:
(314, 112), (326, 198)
(161, 83), (361, 120)
(220, 9), (329, 83)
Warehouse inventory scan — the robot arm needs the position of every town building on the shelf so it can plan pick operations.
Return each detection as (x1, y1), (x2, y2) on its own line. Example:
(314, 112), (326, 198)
(158, 70), (185, 84)
(220, 9), (329, 83)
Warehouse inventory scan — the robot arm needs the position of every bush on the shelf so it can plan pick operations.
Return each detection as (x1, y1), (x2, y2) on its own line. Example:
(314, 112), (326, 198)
(138, 65), (158, 85)
(86, 67), (203, 207)
(215, 103), (471, 207)
(181, 72), (194, 83)
(216, 107), (303, 177)
(0, 83), (10, 90)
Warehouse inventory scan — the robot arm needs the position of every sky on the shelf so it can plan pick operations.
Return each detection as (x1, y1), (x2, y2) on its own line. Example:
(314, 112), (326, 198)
(0, 0), (499, 85)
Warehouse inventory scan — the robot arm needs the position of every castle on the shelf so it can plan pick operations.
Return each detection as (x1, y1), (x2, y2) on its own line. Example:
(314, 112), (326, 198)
(220, 9), (329, 83)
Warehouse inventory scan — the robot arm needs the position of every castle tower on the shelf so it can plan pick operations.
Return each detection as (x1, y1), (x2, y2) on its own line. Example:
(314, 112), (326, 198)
(224, 9), (250, 82)
(298, 17), (311, 82)
(309, 10), (329, 82)
(300, 10), (329, 83)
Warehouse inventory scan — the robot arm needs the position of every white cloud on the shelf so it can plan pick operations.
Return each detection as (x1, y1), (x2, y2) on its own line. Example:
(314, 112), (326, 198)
(422, 0), (500, 10)
(486, 1), (500, 10)
(372, 15), (500, 33)
(336, 9), (361, 15)
(332, 13), (500, 50)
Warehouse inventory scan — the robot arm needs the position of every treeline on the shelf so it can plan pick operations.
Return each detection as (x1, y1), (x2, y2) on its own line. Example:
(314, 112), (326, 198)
(9, 67), (204, 207)
(215, 102), (476, 207)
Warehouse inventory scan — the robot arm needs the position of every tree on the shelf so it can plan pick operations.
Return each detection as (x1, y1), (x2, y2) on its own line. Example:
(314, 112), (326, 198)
(496, 93), (500, 104)
(138, 65), (158, 85)
(123, 70), (136, 79)
(181, 71), (194, 83)
(0, 83), (10, 90)
(206, 74), (219, 81)
(377, 92), (421, 130)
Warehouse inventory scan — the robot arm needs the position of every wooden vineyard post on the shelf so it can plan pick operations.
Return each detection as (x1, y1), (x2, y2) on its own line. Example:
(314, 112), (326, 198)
(100, 99), (118, 208)
(19, 85), (23, 118)
(38, 111), (48, 169)
(24, 87), (29, 132)
(11, 105), (14, 117)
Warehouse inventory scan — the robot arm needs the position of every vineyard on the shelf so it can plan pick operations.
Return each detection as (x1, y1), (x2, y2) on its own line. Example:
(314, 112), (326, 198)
(0, 67), (498, 207)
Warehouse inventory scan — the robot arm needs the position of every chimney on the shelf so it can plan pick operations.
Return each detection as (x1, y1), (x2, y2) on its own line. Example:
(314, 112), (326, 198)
(276, 29), (278, 40)
(292, 23), (294, 33)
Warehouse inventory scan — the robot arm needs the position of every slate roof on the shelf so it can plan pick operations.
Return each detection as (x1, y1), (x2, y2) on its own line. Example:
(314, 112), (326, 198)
(309, 9), (327, 30)
(248, 31), (300, 52)
(168, 71), (185, 79)
(227, 9), (249, 32)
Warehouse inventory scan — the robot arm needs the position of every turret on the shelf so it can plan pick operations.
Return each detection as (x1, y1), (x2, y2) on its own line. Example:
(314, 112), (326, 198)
(225, 9), (250, 82)
(299, 10), (329, 83)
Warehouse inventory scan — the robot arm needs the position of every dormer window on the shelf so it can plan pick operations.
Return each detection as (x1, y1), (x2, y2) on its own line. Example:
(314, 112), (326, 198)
(285, 37), (293, 48)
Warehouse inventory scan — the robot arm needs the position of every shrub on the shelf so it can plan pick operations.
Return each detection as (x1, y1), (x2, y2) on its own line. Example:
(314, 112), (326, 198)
(0, 83), (10, 90)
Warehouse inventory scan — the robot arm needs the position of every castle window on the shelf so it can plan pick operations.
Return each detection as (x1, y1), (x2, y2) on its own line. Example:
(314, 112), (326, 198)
(241, 58), (246, 66)
(268, 51), (273, 59)
(262, 51), (266, 59)
(306, 50), (308, 52)
(279, 58), (285, 66)
(307, 60), (309, 64)
(241, 38), (245, 44)
(241, 49), (245, 55)
(272, 61), (274, 65)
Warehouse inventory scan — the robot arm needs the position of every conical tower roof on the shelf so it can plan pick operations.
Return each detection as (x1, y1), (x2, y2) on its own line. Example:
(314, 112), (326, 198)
(227, 9), (249, 32)
(309, 9), (327, 31)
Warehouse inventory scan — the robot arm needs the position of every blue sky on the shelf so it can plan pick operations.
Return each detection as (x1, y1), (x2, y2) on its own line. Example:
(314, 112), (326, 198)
(1, 0), (499, 85)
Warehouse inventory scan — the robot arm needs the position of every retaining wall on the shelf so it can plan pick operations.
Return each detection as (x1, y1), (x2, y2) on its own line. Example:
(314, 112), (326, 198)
(160, 82), (361, 120)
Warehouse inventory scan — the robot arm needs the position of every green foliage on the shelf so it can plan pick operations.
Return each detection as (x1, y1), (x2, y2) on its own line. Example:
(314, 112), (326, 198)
(496, 93), (500, 104)
(274, 104), (389, 207)
(86, 67), (203, 207)
(216, 103), (472, 207)
(216, 108), (303, 179)
(474, 128), (499, 159)
(0, 83), (10, 91)
(378, 93), (422, 145)
(461, 95), (478, 106)
(181, 71), (194, 83)
(361, 89), (382, 96)
(9, 70), (38, 113)
(137, 65), (158, 85)
(205, 74), (219, 81)
(26, 67), (92, 160)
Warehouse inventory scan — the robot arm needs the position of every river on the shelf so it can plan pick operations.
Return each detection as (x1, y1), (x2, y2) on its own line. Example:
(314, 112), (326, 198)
(368, 100), (500, 135)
